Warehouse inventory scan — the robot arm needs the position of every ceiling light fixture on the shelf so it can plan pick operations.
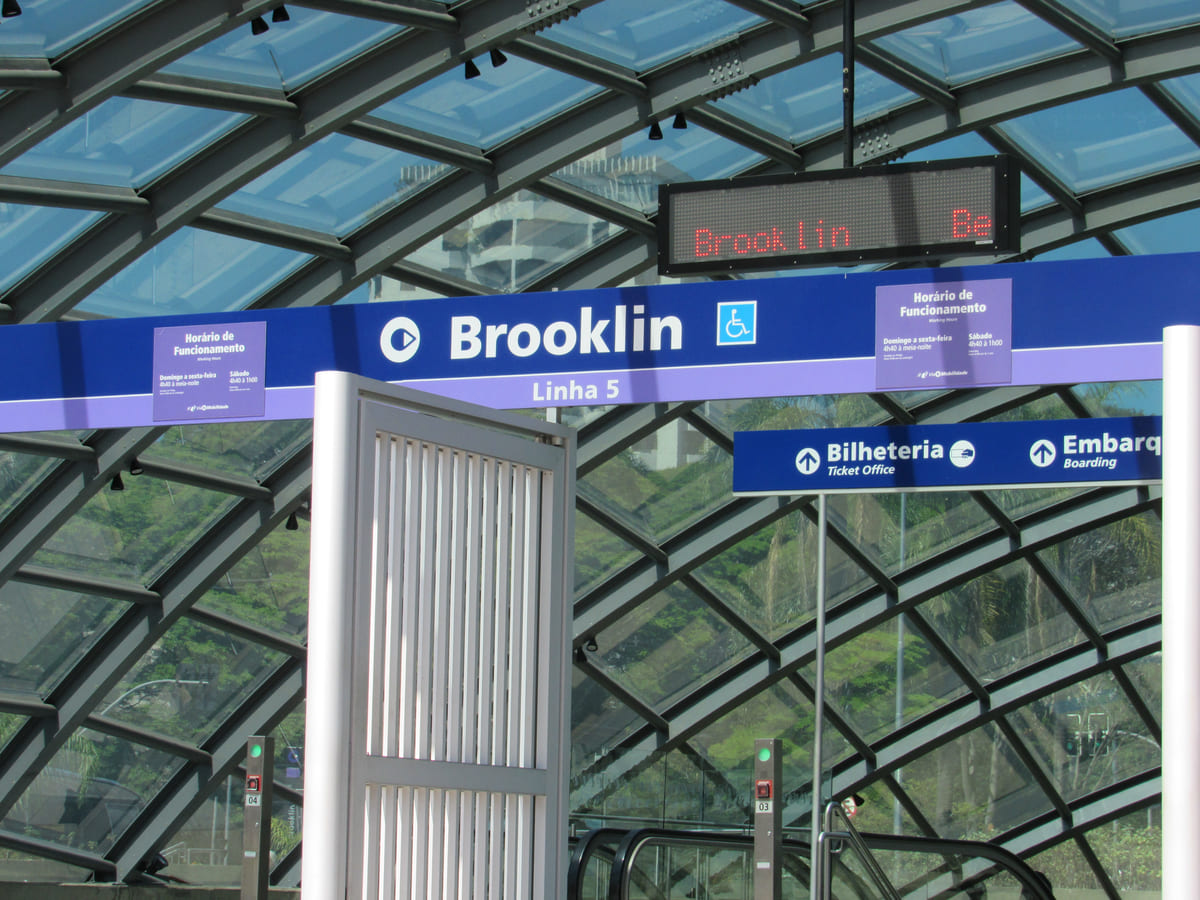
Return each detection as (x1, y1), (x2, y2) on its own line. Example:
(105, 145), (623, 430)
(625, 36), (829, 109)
(464, 58), (481, 79)
(1, 0), (21, 17)
(110, 473), (125, 492)
(490, 48), (508, 68)
(129, 459), (144, 476)
(648, 120), (664, 141)
(272, 5), (290, 22)
(286, 511), (299, 531)
(251, 15), (269, 35)
(673, 112), (687, 130)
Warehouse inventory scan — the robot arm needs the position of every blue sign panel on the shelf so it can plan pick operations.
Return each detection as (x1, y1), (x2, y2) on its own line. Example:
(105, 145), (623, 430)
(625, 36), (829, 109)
(0, 251), (1196, 432)
(733, 416), (1163, 495)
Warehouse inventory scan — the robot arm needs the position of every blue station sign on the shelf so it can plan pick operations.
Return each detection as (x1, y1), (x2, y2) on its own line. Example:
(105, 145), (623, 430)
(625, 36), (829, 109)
(0, 251), (1197, 433)
(733, 416), (1163, 495)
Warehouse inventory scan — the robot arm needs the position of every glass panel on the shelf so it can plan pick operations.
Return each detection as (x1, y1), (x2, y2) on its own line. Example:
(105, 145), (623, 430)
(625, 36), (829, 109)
(197, 517), (310, 641)
(375, 54), (602, 148)
(591, 582), (755, 710)
(97, 618), (287, 744)
(368, 272), (447, 303)
(0, 0), (157, 59)
(1115, 206), (1200, 256)
(553, 130), (764, 214)
(1085, 805), (1161, 895)
(1009, 672), (1158, 805)
(692, 509), (825, 642)
(415, 192), (623, 293)
(219, 133), (448, 236)
(717, 57), (916, 145)
(899, 721), (1048, 839)
(1, 98), (249, 189)
(1123, 652), (1162, 729)
(0, 711), (25, 752)
(78, 227), (311, 317)
(1060, 0), (1200, 36)
(0, 582), (123, 695)
(578, 420), (731, 542)
(1031, 236), (1110, 261)
(572, 668), (643, 776)
(1021, 836), (1106, 896)
(543, 0), (762, 71)
(0, 204), (104, 293)
(1070, 381), (1162, 417)
(886, 490), (997, 570)
(873, 3), (1080, 85)
(0, 446), (63, 523)
(4, 727), (183, 855)
(1163, 72), (1200, 121)
(160, 706), (304, 886)
(998, 90), (1200, 193)
(820, 613), (970, 746)
(702, 395), (889, 435)
(573, 747), (724, 828)
(162, 9), (404, 90)
(575, 505), (640, 595)
(30, 475), (237, 582)
(919, 560), (1087, 684)
(1036, 510), (1160, 635)
(691, 679), (849, 818)
(142, 420), (312, 482)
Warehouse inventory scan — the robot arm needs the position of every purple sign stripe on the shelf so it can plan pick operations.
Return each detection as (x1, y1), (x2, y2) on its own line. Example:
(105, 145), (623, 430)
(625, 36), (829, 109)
(0, 343), (1168, 434)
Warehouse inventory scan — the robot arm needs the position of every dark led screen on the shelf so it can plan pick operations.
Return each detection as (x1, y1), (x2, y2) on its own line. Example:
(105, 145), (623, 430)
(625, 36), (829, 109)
(658, 156), (1018, 274)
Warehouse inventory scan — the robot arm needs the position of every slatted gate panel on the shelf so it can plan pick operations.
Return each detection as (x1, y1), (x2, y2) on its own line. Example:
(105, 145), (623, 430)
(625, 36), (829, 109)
(305, 374), (572, 900)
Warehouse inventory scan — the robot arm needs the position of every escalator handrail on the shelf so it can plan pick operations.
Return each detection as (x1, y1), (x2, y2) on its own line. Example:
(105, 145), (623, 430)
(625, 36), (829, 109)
(858, 832), (1054, 900)
(589, 823), (1056, 900)
(567, 827), (627, 900)
(821, 801), (904, 900)
(605, 827), (762, 900)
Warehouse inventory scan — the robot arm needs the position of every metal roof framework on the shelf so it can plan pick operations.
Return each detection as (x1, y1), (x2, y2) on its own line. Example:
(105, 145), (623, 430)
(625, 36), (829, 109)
(0, 0), (1182, 891)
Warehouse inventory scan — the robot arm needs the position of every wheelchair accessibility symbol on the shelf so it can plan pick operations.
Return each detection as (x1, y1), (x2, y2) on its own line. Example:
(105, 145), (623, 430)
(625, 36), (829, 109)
(717, 301), (757, 346)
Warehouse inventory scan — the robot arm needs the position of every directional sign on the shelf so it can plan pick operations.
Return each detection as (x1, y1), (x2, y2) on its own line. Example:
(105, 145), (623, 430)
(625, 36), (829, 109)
(733, 416), (1162, 495)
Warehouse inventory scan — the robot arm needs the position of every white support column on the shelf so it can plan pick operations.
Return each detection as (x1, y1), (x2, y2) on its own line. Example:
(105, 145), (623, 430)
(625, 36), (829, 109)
(1162, 325), (1200, 892)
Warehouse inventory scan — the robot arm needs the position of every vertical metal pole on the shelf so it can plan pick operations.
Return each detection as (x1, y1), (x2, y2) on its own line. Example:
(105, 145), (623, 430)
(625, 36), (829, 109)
(753, 738), (782, 900)
(241, 736), (275, 900)
(894, 493), (906, 837)
(810, 494), (828, 900)
(1163, 325), (1200, 893)
(842, 0), (855, 168)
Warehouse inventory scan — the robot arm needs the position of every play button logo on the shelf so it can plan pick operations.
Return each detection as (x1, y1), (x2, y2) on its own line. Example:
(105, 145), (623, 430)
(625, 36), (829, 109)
(380, 316), (421, 364)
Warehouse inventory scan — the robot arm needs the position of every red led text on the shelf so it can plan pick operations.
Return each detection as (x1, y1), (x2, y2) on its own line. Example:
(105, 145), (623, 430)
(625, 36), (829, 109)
(693, 220), (851, 259)
(952, 209), (993, 239)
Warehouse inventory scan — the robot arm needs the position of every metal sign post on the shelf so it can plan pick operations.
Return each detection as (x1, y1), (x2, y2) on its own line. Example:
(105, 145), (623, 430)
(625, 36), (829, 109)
(810, 496), (827, 900)
(240, 735), (274, 900)
(753, 738), (782, 900)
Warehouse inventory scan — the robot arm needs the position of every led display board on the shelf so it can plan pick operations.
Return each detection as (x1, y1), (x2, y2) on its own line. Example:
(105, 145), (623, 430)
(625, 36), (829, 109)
(658, 156), (1019, 275)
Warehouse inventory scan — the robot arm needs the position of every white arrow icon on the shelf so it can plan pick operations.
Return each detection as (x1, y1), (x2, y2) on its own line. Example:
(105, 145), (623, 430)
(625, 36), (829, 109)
(1030, 439), (1056, 468)
(795, 448), (820, 475)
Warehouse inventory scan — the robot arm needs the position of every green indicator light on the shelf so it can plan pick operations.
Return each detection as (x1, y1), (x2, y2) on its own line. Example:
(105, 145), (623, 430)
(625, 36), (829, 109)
(250, 743), (263, 759)
(758, 747), (771, 762)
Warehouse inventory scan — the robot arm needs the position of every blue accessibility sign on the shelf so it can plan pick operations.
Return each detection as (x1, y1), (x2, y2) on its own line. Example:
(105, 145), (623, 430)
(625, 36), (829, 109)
(733, 416), (1163, 494)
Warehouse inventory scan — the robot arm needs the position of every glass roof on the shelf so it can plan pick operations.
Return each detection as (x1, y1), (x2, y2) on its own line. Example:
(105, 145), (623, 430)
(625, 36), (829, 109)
(375, 54), (603, 149)
(872, 2), (1082, 85)
(0, 0), (1185, 891)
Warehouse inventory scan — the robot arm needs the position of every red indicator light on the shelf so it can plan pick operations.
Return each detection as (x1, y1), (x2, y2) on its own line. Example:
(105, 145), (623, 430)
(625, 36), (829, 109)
(755, 779), (772, 800)
(246, 775), (261, 793)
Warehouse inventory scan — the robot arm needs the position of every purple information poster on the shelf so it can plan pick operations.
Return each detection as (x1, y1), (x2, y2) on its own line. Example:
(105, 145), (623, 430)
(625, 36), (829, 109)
(875, 278), (1012, 390)
(153, 322), (267, 421)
